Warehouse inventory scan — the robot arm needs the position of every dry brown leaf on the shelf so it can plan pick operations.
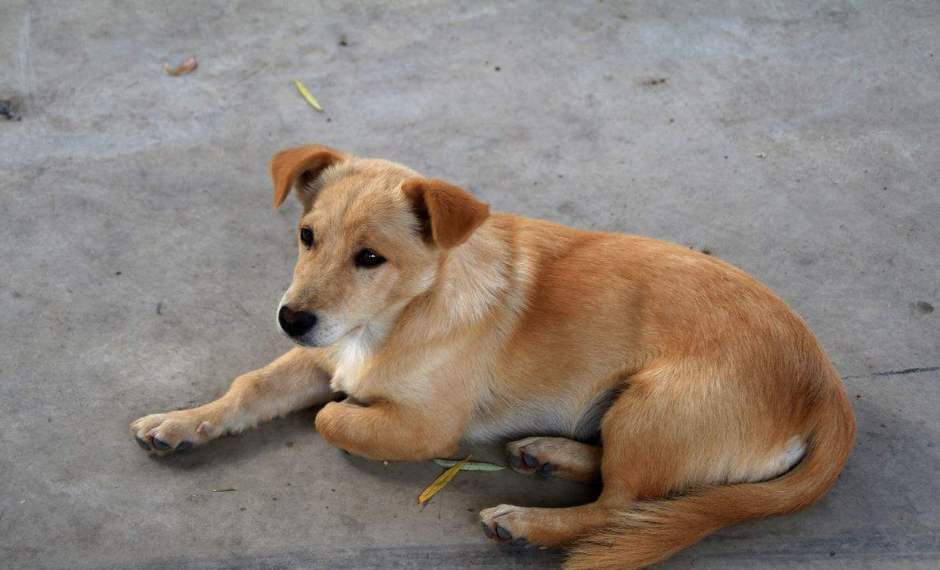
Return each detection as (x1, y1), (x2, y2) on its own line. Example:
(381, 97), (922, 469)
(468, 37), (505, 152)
(163, 56), (198, 76)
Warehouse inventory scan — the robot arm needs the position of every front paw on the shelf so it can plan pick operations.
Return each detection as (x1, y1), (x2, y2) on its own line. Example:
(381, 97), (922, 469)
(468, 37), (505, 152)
(314, 401), (344, 444)
(129, 410), (215, 454)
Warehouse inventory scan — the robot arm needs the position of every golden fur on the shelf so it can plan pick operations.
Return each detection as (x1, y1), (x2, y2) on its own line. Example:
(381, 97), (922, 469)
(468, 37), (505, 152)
(132, 145), (856, 569)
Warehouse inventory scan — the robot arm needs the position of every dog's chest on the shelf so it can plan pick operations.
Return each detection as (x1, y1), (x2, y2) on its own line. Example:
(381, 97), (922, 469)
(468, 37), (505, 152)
(330, 336), (372, 395)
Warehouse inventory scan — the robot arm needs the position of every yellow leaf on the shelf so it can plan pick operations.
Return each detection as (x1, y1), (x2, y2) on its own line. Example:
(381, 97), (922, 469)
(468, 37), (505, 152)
(417, 455), (470, 505)
(293, 80), (324, 112)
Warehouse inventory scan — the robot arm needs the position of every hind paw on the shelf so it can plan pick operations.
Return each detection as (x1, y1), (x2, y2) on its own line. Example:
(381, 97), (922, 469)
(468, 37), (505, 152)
(480, 504), (530, 546)
(507, 436), (600, 482)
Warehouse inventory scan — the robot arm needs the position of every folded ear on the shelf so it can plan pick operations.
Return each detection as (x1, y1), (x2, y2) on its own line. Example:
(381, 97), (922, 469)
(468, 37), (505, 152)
(270, 145), (347, 208)
(401, 178), (490, 249)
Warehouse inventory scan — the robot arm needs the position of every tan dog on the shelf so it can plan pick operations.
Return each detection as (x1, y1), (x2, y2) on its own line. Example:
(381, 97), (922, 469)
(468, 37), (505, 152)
(131, 145), (855, 569)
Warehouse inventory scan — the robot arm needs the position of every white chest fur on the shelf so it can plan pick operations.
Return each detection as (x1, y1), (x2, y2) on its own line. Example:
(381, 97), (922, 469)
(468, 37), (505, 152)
(330, 332), (374, 396)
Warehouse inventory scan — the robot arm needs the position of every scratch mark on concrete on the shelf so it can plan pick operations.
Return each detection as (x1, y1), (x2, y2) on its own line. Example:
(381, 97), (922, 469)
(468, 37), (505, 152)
(844, 366), (940, 380)
(871, 366), (940, 377)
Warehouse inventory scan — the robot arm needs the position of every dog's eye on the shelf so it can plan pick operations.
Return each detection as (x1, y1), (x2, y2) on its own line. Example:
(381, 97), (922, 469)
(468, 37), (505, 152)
(354, 248), (386, 269)
(299, 227), (314, 248)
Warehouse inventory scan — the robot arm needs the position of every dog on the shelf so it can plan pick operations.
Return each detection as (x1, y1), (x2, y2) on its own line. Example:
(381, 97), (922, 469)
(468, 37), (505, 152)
(131, 145), (856, 569)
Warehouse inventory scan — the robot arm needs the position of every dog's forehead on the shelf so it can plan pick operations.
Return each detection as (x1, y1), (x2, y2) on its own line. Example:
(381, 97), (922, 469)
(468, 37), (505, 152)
(308, 159), (417, 233)
(324, 159), (415, 202)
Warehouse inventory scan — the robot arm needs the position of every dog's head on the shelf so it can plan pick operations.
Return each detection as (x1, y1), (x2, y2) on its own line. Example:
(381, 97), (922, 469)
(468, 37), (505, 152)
(269, 145), (490, 347)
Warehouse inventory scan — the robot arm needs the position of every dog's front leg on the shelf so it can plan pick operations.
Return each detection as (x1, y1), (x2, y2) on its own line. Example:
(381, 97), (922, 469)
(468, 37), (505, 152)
(131, 347), (334, 453)
(315, 399), (463, 461)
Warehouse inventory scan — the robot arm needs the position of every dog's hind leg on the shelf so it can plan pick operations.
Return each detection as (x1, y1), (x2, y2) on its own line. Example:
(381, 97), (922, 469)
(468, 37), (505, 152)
(484, 363), (815, 552)
(479, 385), (660, 548)
(480, 502), (613, 547)
(130, 347), (334, 454)
(507, 437), (601, 482)
(481, 365), (725, 549)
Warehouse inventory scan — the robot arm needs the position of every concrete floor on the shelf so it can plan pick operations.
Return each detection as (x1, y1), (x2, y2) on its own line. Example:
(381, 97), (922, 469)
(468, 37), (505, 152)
(1, 1), (939, 568)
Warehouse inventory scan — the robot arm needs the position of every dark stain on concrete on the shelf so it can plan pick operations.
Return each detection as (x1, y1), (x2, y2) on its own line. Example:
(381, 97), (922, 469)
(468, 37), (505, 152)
(0, 97), (23, 121)
(639, 77), (667, 87)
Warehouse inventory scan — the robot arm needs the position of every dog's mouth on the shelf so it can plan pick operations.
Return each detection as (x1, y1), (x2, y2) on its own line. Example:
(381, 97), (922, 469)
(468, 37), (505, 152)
(295, 323), (365, 348)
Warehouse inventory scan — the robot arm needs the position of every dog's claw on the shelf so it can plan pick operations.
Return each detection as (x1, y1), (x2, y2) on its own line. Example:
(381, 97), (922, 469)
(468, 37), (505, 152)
(509, 444), (557, 479)
(132, 411), (206, 455)
(495, 523), (512, 541)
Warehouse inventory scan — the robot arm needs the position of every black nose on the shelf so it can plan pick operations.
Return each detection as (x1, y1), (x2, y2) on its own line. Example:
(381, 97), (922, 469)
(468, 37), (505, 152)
(278, 305), (317, 337)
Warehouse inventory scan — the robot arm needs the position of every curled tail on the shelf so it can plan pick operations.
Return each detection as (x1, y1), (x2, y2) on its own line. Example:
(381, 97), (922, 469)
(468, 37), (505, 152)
(566, 387), (856, 570)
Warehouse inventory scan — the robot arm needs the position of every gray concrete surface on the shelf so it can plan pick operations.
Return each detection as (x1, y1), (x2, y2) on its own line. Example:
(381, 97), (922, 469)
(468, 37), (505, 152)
(1, 1), (939, 568)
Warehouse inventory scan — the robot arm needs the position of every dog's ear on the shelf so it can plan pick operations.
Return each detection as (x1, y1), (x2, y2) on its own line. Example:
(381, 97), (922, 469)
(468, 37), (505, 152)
(270, 145), (347, 208)
(401, 179), (490, 249)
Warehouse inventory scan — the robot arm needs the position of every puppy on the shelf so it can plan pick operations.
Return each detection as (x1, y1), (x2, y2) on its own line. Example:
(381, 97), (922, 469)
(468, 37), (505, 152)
(131, 145), (855, 569)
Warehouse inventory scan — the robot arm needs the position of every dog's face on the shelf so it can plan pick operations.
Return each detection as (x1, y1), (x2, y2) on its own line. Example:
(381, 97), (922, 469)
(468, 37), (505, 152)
(269, 146), (489, 347)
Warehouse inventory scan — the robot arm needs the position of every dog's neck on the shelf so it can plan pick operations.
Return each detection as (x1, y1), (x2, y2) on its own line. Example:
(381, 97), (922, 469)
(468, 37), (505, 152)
(331, 219), (517, 396)
(368, 221), (516, 345)
(424, 219), (516, 335)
